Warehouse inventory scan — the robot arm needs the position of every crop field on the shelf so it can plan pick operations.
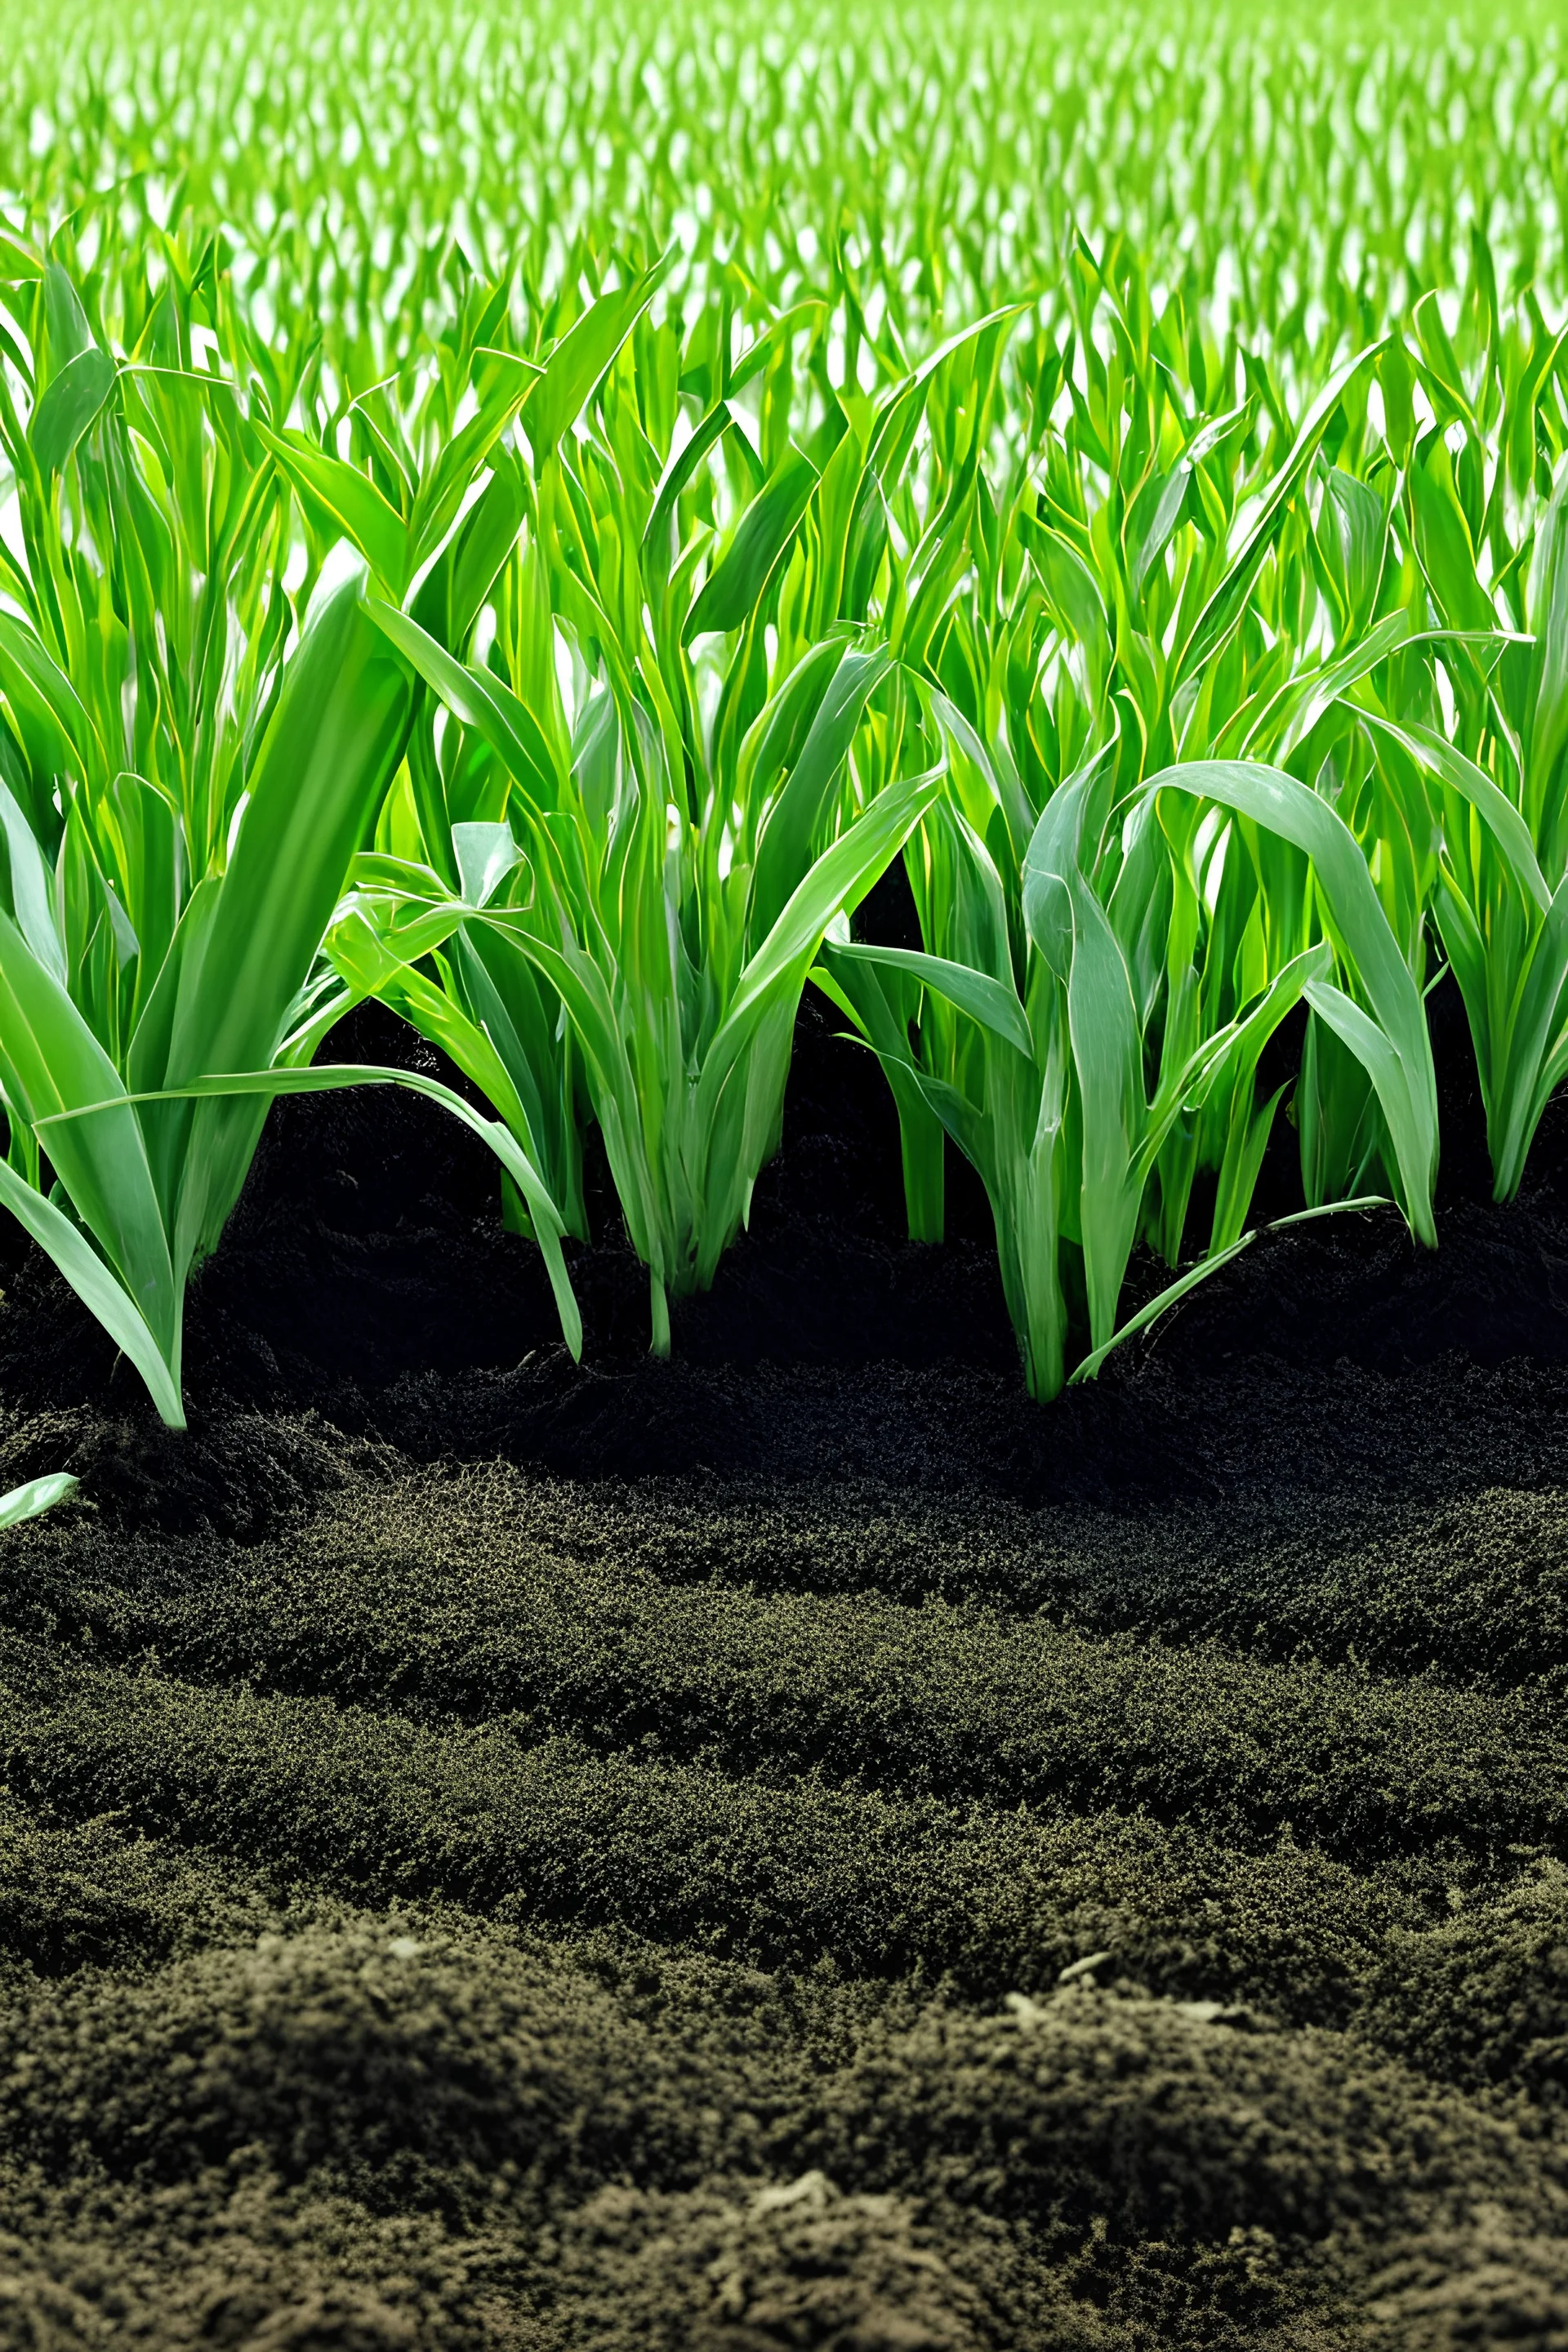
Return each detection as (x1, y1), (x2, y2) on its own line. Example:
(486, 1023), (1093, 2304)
(3, 0), (1568, 2344)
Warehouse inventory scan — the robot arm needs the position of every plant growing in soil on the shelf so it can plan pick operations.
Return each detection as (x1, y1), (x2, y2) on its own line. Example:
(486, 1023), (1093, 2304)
(6, 7), (1568, 1403)
(8, 14), (1568, 2352)
(0, 238), (586, 1424)
(821, 709), (1433, 1396)
(336, 296), (1013, 1350)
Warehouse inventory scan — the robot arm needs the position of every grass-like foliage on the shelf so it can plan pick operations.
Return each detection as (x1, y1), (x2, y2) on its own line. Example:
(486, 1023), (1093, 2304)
(2, 1), (1568, 1403)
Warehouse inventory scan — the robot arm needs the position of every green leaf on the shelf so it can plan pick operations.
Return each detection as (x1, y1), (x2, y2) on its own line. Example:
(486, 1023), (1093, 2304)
(1176, 339), (1387, 684)
(167, 578), (412, 1085)
(0, 1470), (78, 1526)
(1410, 439), (1495, 634)
(256, 422), (412, 595)
(1358, 713), (1551, 914)
(684, 447), (819, 641)
(0, 226), (42, 282)
(30, 345), (116, 476)
(1068, 1196), (1390, 1383)
(0, 765), (66, 983)
(828, 938), (1032, 1056)
(526, 256), (670, 465)
(0, 908), (178, 1348)
(1143, 758), (1439, 1244)
(642, 399), (733, 581)
(452, 820), (522, 908)
(366, 594), (562, 808)
(716, 757), (945, 1052)
(0, 612), (108, 789)
(1525, 464), (1568, 798)
(749, 644), (891, 939)
(1068, 1231), (1258, 1385)
(409, 347), (539, 570)
(149, 579), (412, 1275)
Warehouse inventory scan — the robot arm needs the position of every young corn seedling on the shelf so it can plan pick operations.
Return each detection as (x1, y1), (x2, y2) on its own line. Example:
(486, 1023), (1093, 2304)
(820, 683), (1436, 1399)
(298, 263), (686, 1259)
(0, 247), (582, 1423)
(336, 278), (1012, 1350)
(4, 16), (1567, 1423)
(857, 244), (1404, 1255)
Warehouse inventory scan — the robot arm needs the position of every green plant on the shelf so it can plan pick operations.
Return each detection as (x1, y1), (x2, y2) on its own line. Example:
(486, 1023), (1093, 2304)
(822, 696), (1435, 1396)
(0, 229), (594, 1425)
(8, 0), (1568, 1410)
(0, 1471), (77, 1526)
(331, 291), (1012, 1350)
(1332, 452), (1568, 1203)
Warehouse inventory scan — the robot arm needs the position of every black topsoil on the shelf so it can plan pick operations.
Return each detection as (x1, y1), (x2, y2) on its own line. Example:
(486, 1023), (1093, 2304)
(5, 968), (1568, 2348)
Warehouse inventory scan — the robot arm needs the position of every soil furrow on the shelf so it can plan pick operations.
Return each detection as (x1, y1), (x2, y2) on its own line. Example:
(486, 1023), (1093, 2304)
(3, 1051), (1568, 2345)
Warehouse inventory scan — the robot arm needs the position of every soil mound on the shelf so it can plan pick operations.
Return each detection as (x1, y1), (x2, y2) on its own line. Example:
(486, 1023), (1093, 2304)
(2, 1000), (1567, 2343)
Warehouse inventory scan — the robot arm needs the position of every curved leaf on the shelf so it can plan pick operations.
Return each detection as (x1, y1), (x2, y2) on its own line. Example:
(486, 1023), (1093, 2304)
(1142, 757), (1439, 1242)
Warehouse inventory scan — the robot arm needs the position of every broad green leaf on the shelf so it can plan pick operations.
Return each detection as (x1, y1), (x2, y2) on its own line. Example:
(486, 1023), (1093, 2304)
(684, 447), (819, 641)
(366, 594), (561, 808)
(1176, 339), (1387, 684)
(1143, 757), (1438, 1243)
(0, 612), (108, 788)
(452, 820), (522, 907)
(830, 938), (1032, 1057)
(167, 578), (412, 1084)
(0, 1470), (78, 1526)
(1358, 713), (1551, 913)
(0, 227), (42, 282)
(527, 256), (670, 465)
(750, 644), (892, 939)
(716, 757), (945, 1050)
(1410, 441), (1495, 635)
(256, 422), (412, 593)
(30, 345), (116, 475)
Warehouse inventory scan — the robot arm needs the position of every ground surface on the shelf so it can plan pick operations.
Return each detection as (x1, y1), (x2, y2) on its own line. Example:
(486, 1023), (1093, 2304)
(2, 994), (1568, 2348)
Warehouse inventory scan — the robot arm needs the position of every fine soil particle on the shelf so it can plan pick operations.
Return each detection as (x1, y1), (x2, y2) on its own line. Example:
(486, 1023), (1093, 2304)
(2, 998), (1568, 2346)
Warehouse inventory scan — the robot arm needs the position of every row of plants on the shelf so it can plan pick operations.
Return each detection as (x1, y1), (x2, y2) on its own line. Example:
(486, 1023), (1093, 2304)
(8, 0), (1567, 383)
(3, 182), (1568, 1424)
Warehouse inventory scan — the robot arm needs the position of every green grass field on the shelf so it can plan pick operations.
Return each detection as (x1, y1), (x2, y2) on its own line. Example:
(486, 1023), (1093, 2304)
(4, 0), (1568, 1409)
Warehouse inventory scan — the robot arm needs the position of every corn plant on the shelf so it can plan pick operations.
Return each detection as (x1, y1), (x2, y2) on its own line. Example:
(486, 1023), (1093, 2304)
(10, 0), (1568, 1417)
(821, 689), (1436, 1397)
(0, 246), (584, 1425)
(1325, 359), (1568, 1201)
(326, 287), (1010, 1349)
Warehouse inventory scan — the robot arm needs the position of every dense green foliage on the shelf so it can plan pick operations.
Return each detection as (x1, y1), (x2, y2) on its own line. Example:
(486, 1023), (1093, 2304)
(5, 0), (1568, 1415)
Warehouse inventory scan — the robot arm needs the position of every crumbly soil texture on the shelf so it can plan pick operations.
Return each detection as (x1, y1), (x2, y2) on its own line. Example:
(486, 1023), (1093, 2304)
(3, 988), (1568, 2349)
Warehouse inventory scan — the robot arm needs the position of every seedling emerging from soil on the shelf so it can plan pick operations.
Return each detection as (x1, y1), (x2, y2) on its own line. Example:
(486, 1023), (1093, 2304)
(338, 294), (1009, 1352)
(0, 243), (583, 1423)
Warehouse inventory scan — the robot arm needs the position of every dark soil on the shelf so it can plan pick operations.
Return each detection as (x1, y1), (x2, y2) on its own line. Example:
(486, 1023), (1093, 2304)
(2, 983), (1568, 2347)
